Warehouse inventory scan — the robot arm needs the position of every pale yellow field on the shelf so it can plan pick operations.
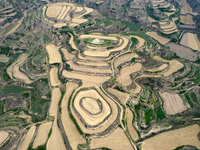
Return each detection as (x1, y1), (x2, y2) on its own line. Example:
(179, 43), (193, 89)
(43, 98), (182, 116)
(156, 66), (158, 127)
(117, 63), (142, 87)
(62, 70), (110, 86)
(108, 88), (129, 105)
(153, 56), (184, 76)
(61, 6), (71, 20)
(76, 7), (93, 18)
(181, 0), (193, 14)
(70, 86), (118, 134)
(46, 4), (62, 18)
(17, 126), (36, 150)
(73, 89), (111, 126)
(56, 6), (66, 20)
(72, 18), (88, 24)
(0, 131), (9, 146)
(32, 122), (52, 149)
(49, 88), (61, 117)
(76, 60), (108, 67)
(79, 34), (118, 41)
(148, 17), (156, 23)
(164, 12), (175, 17)
(7, 53), (32, 84)
(126, 108), (139, 141)
(147, 64), (168, 72)
(180, 15), (195, 24)
(130, 35), (145, 49)
(60, 48), (75, 60)
(146, 31), (170, 45)
(61, 82), (86, 150)
(69, 33), (79, 51)
(90, 128), (133, 150)
(83, 50), (110, 57)
(43, 6), (55, 23)
(82, 98), (100, 114)
(67, 60), (111, 74)
(49, 67), (61, 87)
(160, 92), (188, 115)
(53, 23), (67, 28)
(46, 120), (66, 150)
(46, 44), (62, 64)
(74, 7), (83, 12)
(114, 53), (139, 67)
(69, 22), (79, 28)
(188, 33), (200, 51)
(141, 124), (200, 150)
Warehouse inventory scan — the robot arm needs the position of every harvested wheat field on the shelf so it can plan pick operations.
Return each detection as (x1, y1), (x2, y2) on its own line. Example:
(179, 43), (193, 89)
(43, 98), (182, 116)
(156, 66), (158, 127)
(80, 34), (118, 41)
(108, 88), (129, 105)
(17, 126), (36, 150)
(47, 120), (66, 150)
(114, 53), (139, 67)
(46, 44), (62, 64)
(187, 33), (200, 51)
(117, 63), (142, 87)
(0, 55), (9, 63)
(160, 92), (187, 115)
(7, 53), (32, 84)
(90, 127), (133, 150)
(83, 50), (110, 57)
(180, 15), (195, 24)
(53, 23), (67, 28)
(49, 88), (61, 117)
(46, 4), (62, 18)
(146, 32), (170, 45)
(0, 131), (9, 146)
(126, 108), (139, 141)
(181, 0), (193, 14)
(76, 60), (108, 67)
(49, 67), (61, 87)
(61, 82), (86, 150)
(32, 122), (52, 149)
(130, 35), (145, 49)
(70, 86), (118, 134)
(56, 5), (67, 20)
(141, 124), (200, 150)
(60, 48), (75, 60)
(73, 89), (111, 126)
(153, 56), (183, 76)
(62, 70), (110, 86)
(67, 61), (112, 74)
(147, 64), (168, 72)
(148, 17), (156, 22)
(69, 33), (79, 51)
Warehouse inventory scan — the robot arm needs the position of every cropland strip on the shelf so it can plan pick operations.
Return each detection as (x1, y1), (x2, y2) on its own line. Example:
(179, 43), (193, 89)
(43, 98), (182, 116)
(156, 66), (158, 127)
(32, 122), (52, 149)
(46, 4), (62, 18)
(117, 63), (142, 87)
(180, 33), (200, 51)
(130, 35), (145, 49)
(114, 53), (139, 67)
(108, 88), (129, 106)
(49, 88), (61, 117)
(46, 44), (62, 64)
(0, 131), (9, 146)
(61, 82), (86, 150)
(180, 15), (195, 24)
(62, 70), (110, 86)
(60, 48), (75, 60)
(146, 32), (170, 45)
(147, 64), (168, 72)
(53, 23), (67, 28)
(126, 108), (139, 141)
(49, 67), (61, 87)
(141, 124), (200, 150)
(73, 89), (111, 126)
(153, 56), (184, 77)
(46, 120), (66, 150)
(7, 53), (32, 84)
(90, 127), (133, 150)
(17, 126), (36, 150)
(160, 92), (188, 115)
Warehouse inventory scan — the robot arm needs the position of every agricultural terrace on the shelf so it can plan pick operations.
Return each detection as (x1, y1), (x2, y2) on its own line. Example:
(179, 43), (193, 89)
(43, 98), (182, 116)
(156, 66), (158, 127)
(160, 92), (188, 115)
(43, 3), (93, 28)
(141, 124), (200, 150)
(146, 32), (170, 45)
(180, 33), (200, 51)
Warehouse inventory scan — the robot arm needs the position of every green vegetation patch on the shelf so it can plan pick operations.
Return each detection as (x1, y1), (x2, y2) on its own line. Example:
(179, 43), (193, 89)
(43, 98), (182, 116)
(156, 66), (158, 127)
(43, 34), (51, 44)
(156, 105), (166, 119)
(121, 20), (141, 31)
(190, 92), (198, 104)
(0, 85), (31, 96)
(130, 37), (138, 48)
(104, 20), (112, 27)
(184, 93), (194, 108)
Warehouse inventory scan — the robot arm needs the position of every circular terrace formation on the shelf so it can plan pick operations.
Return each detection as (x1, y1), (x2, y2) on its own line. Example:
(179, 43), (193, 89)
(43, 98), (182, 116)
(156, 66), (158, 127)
(43, 3), (93, 28)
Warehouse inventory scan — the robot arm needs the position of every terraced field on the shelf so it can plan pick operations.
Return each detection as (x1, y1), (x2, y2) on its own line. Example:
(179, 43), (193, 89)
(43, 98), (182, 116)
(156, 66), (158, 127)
(1, 1), (200, 150)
